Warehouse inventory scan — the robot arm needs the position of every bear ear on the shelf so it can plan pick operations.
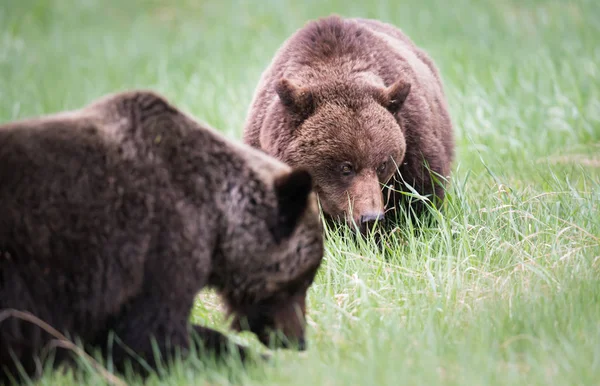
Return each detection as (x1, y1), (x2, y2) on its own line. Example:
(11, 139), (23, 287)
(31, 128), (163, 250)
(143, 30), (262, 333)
(271, 168), (314, 243)
(275, 78), (315, 120)
(383, 80), (411, 115)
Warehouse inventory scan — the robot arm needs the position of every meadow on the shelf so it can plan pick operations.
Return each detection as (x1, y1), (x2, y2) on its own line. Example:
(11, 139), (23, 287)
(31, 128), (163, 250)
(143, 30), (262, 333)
(0, 0), (599, 385)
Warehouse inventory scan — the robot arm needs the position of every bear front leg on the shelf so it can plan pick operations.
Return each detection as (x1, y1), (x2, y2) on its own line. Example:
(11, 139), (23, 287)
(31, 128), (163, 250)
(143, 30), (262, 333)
(105, 295), (193, 377)
(188, 325), (258, 362)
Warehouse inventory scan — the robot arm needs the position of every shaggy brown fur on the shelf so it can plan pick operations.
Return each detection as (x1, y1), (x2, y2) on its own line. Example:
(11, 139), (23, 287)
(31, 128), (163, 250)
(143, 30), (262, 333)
(0, 90), (323, 384)
(243, 15), (454, 231)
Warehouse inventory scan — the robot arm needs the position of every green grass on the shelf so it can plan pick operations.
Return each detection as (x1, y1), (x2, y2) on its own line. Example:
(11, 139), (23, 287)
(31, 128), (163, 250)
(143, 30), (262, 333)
(2, 0), (600, 384)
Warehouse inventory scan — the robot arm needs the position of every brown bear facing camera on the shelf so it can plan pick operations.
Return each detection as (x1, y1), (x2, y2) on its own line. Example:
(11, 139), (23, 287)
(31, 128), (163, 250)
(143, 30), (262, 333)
(243, 15), (455, 232)
(0, 90), (323, 384)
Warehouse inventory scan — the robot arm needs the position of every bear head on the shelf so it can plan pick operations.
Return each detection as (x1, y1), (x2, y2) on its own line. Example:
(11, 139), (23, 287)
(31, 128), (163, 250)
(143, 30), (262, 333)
(214, 161), (324, 351)
(262, 76), (411, 233)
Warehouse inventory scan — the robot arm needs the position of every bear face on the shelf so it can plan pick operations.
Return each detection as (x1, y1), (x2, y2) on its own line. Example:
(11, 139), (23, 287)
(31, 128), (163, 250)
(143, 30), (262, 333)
(227, 268), (317, 350)
(212, 165), (324, 350)
(260, 77), (410, 232)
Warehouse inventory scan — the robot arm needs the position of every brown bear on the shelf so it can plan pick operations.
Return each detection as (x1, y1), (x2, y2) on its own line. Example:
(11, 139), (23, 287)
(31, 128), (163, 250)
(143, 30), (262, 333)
(0, 90), (324, 384)
(243, 15), (455, 232)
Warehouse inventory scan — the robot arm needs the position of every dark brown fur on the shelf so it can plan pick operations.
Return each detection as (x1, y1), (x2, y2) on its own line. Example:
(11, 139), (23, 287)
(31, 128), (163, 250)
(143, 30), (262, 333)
(243, 15), (454, 231)
(0, 90), (323, 383)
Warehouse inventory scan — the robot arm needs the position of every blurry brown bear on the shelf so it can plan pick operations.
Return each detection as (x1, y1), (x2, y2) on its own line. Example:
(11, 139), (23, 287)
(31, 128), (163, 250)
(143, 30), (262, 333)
(243, 15), (455, 234)
(0, 90), (324, 384)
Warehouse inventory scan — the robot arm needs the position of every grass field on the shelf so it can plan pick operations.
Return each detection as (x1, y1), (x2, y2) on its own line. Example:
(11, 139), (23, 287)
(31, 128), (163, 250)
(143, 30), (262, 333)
(1, 0), (600, 385)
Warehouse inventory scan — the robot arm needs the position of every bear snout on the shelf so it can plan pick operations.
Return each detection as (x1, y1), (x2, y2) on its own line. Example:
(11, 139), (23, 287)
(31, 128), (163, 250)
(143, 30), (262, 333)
(297, 336), (307, 351)
(360, 212), (385, 224)
(260, 333), (307, 351)
(356, 211), (385, 234)
(347, 173), (385, 232)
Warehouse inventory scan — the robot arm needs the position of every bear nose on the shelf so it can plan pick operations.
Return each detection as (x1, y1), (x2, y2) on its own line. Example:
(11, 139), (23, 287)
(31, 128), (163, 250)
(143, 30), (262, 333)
(297, 337), (307, 351)
(360, 212), (385, 224)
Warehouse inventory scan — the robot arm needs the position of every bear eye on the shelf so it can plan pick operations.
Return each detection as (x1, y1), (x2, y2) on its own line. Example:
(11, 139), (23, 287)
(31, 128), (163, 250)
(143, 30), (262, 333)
(340, 162), (354, 176)
(377, 161), (387, 175)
